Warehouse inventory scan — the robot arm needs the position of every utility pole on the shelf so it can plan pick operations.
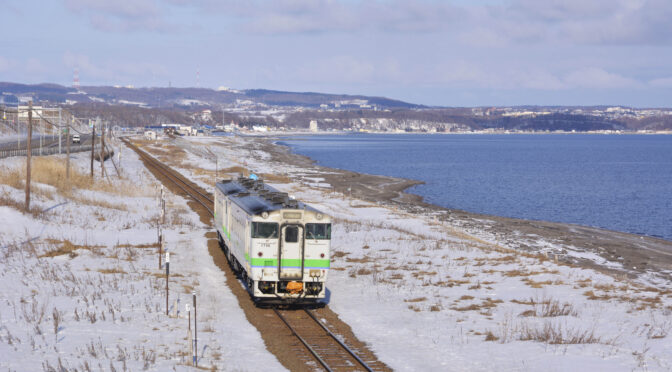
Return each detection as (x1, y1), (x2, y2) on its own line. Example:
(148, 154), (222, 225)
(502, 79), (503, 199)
(25, 102), (32, 211)
(39, 114), (43, 156)
(58, 108), (61, 154)
(100, 120), (105, 177)
(90, 121), (95, 178)
(66, 122), (71, 179)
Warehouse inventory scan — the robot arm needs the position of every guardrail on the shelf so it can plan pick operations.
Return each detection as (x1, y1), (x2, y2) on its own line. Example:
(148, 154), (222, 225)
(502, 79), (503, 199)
(0, 144), (100, 159)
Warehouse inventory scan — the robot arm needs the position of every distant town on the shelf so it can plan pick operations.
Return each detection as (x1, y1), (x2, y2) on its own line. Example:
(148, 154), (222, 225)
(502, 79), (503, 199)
(1, 82), (671, 135)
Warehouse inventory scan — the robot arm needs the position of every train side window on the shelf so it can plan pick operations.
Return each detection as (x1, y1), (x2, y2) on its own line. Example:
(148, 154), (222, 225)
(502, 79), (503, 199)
(285, 226), (298, 243)
(306, 223), (331, 240)
(252, 222), (278, 239)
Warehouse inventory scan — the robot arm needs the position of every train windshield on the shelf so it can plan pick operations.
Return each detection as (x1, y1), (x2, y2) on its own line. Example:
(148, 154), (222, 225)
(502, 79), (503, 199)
(306, 223), (331, 240)
(252, 222), (278, 239)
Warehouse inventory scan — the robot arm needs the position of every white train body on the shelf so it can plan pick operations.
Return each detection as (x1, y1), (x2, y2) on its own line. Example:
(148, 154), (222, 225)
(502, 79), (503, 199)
(214, 177), (331, 303)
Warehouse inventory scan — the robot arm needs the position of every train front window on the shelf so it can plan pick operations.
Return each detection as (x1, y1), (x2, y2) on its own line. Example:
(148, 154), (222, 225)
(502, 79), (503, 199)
(252, 222), (278, 239)
(285, 226), (298, 243)
(306, 223), (331, 240)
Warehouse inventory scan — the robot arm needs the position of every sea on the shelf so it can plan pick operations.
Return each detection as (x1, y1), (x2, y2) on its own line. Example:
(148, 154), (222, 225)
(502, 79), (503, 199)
(277, 134), (672, 241)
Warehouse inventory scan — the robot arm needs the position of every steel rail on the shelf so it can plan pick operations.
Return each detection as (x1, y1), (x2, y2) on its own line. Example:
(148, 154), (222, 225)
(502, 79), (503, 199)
(304, 309), (374, 372)
(273, 308), (334, 372)
(124, 137), (374, 371)
(121, 138), (214, 215)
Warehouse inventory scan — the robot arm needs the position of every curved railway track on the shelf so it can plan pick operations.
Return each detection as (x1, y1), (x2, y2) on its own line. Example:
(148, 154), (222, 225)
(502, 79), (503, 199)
(123, 137), (378, 372)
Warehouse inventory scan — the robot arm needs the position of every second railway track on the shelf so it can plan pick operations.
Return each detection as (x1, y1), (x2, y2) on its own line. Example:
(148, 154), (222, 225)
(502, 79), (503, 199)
(123, 137), (384, 371)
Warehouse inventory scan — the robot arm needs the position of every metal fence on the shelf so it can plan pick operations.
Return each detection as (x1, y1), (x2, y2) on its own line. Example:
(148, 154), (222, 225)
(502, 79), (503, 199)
(0, 144), (100, 159)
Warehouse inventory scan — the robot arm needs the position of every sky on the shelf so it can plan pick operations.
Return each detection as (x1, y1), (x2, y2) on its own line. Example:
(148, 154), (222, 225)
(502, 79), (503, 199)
(0, 0), (671, 107)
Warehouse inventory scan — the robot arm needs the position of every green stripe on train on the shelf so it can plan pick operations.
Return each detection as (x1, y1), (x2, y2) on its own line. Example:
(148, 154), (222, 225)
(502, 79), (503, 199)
(248, 258), (330, 268)
(221, 224), (231, 240)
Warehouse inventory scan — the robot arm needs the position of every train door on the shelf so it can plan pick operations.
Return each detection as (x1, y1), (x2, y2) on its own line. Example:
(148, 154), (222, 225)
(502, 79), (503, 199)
(279, 225), (304, 280)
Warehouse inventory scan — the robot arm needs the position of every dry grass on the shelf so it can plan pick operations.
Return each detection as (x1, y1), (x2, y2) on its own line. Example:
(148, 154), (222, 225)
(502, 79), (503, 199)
(523, 279), (554, 288)
(412, 270), (437, 278)
(519, 322), (604, 345)
(39, 240), (103, 258)
(219, 166), (249, 176)
(97, 268), (127, 275)
(0, 157), (144, 198)
(0, 191), (44, 217)
(405, 297), (427, 303)
(583, 290), (614, 301)
(345, 256), (374, 263)
(147, 145), (187, 164)
(115, 243), (160, 249)
(259, 173), (292, 183)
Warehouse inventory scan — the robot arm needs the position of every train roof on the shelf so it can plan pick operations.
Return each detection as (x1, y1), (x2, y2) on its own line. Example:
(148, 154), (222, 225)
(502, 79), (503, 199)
(215, 177), (322, 216)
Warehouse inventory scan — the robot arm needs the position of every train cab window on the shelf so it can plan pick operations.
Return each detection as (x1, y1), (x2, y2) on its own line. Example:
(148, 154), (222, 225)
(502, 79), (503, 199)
(306, 223), (331, 240)
(285, 226), (299, 243)
(252, 222), (278, 239)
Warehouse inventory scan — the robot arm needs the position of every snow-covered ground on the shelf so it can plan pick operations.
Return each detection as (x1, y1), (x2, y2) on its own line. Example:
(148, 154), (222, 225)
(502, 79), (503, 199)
(0, 138), (284, 370)
(2, 134), (672, 371)
(157, 135), (672, 371)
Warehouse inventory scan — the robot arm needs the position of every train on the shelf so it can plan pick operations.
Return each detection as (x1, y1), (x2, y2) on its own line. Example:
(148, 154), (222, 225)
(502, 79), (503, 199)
(214, 177), (331, 304)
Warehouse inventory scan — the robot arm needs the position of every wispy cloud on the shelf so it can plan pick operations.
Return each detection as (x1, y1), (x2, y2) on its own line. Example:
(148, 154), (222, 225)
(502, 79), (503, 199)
(63, 0), (170, 32)
(649, 77), (672, 87)
(60, 0), (672, 45)
(0, 57), (14, 73)
(62, 51), (168, 85)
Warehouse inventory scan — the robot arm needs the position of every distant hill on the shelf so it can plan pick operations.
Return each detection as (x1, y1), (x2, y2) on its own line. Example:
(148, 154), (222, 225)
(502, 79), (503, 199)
(0, 82), (423, 109)
(1, 82), (670, 131)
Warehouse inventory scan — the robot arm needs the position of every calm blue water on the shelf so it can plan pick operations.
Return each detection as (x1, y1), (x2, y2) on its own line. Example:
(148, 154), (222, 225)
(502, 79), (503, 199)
(278, 134), (672, 241)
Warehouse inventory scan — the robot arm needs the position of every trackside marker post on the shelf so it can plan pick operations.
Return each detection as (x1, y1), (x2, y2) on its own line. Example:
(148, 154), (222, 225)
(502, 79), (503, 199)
(186, 303), (191, 331)
(166, 252), (170, 316)
(193, 291), (197, 366)
(158, 227), (163, 270)
(186, 303), (193, 358)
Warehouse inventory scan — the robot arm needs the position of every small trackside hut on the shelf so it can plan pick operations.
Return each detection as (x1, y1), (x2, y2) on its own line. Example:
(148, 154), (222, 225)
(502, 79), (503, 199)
(214, 177), (331, 304)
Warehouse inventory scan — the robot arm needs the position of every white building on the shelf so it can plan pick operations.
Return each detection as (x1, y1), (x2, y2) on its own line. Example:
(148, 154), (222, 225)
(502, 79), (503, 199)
(144, 130), (157, 140)
(309, 120), (318, 132)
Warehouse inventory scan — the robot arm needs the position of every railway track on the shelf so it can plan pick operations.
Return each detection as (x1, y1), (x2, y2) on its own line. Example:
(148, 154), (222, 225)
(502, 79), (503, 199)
(123, 137), (379, 371)
(275, 308), (375, 372)
(121, 138), (213, 215)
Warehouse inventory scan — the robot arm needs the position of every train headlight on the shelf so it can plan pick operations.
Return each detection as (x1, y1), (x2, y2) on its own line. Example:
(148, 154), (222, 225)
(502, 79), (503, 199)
(261, 211), (268, 219)
(320, 253), (325, 258)
(309, 269), (321, 277)
(316, 213), (323, 220)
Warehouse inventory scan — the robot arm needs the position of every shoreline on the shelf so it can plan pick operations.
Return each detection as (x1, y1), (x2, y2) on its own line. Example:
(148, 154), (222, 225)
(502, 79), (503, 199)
(238, 130), (672, 136)
(259, 135), (672, 281)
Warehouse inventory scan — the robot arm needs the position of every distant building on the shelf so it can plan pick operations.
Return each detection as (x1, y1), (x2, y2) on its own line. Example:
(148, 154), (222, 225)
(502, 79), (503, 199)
(309, 120), (318, 132)
(144, 130), (157, 140)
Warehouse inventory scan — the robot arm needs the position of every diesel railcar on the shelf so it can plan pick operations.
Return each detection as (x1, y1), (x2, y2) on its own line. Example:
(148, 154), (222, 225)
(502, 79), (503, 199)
(214, 177), (331, 304)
